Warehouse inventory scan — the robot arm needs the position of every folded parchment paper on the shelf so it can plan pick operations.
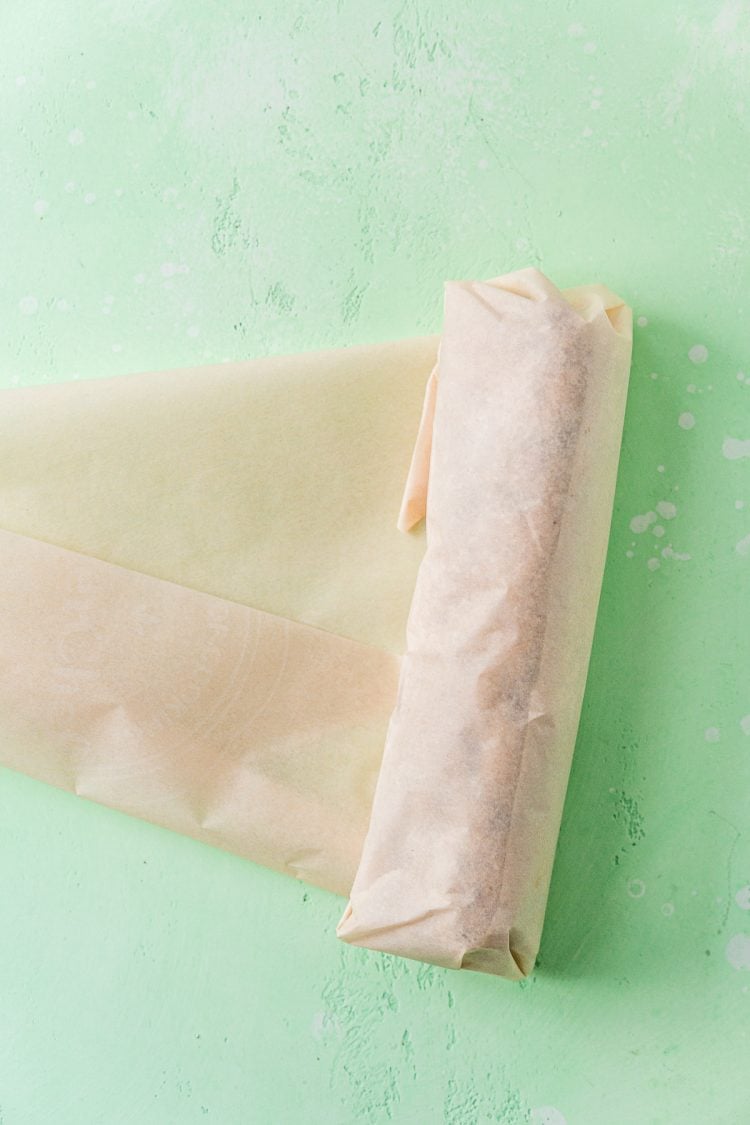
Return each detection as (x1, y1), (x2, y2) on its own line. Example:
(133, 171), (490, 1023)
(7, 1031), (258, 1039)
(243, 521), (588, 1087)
(0, 336), (437, 894)
(0, 268), (632, 977)
(337, 270), (632, 977)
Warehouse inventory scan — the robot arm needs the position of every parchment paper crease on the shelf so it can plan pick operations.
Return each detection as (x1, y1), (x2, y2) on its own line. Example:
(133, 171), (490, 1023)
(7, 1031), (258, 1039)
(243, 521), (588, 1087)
(0, 267), (632, 977)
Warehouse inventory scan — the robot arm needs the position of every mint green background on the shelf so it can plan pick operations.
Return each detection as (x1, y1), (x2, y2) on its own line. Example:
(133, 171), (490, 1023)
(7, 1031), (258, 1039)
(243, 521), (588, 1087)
(1, 3), (749, 1123)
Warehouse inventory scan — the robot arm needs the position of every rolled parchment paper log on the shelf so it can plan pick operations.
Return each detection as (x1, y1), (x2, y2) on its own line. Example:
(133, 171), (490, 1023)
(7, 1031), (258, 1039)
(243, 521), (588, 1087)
(337, 269), (633, 978)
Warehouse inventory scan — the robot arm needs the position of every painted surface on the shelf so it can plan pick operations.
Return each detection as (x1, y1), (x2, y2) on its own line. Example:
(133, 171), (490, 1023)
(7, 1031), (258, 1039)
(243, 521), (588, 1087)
(1, 2), (748, 1122)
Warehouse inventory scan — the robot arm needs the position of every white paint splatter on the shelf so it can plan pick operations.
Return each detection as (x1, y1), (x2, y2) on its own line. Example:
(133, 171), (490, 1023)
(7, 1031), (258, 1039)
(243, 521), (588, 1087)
(688, 344), (708, 364)
(661, 546), (692, 561)
(662, 68), (696, 127)
(650, 371), (659, 380)
(662, 902), (675, 916)
(160, 262), (189, 277)
(64, 180), (76, 193)
(84, 192), (96, 205)
(739, 372), (747, 382)
(33, 199), (49, 216)
(18, 295), (38, 315)
(531, 1107), (567, 1125)
(583, 41), (597, 53)
(736, 534), (750, 557)
(111, 343), (122, 353)
(726, 933), (750, 971)
(85, 79), (96, 90)
(656, 500), (677, 520)
(187, 325), (200, 337)
(625, 549), (634, 558)
(657, 464), (665, 473)
(712, 0), (746, 56)
(652, 525), (665, 538)
(134, 273), (146, 284)
(16, 75), (27, 87)
(647, 557), (660, 571)
(68, 127), (85, 145)
(723, 436), (750, 460)
(630, 511), (657, 533)
(568, 22), (585, 37)
(736, 500), (745, 510)
(735, 886), (750, 910)
(637, 316), (648, 327)
(679, 412), (696, 429)
(740, 715), (750, 735)
(687, 383), (696, 393)
(704, 727), (721, 743)
(628, 878), (646, 899)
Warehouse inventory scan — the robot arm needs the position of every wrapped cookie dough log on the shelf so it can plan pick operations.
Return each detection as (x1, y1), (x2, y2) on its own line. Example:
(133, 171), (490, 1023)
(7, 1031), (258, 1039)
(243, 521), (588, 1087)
(337, 267), (632, 978)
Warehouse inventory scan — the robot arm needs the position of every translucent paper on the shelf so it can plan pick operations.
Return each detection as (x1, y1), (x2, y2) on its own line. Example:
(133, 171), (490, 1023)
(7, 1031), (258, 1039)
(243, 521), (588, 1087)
(0, 268), (632, 977)
(338, 270), (632, 977)
(0, 336), (437, 895)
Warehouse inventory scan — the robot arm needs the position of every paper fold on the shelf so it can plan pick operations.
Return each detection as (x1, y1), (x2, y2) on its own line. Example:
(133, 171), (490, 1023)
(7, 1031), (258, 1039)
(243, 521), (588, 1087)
(0, 526), (402, 895)
(0, 334), (437, 894)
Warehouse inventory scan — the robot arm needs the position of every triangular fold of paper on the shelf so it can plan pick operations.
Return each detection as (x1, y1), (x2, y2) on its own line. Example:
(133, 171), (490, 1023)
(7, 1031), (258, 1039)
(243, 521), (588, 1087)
(0, 335), (438, 893)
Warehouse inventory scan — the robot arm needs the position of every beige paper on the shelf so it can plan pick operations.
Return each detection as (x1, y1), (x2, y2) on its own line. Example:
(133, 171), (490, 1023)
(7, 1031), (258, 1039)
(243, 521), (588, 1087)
(0, 268), (632, 979)
(337, 269), (632, 977)
(0, 527), (399, 895)
(0, 336), (438, 894)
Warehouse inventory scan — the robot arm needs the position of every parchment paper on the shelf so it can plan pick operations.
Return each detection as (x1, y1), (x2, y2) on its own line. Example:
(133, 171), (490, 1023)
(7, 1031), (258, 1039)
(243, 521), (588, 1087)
(0, 335), (437, 894)
(0, 268), (632, 978)
(337, 269), (632, 977)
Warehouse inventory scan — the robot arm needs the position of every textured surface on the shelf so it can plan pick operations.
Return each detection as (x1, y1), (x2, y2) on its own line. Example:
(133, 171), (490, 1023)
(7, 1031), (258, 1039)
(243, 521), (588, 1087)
(1, 2), (749, 1122)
